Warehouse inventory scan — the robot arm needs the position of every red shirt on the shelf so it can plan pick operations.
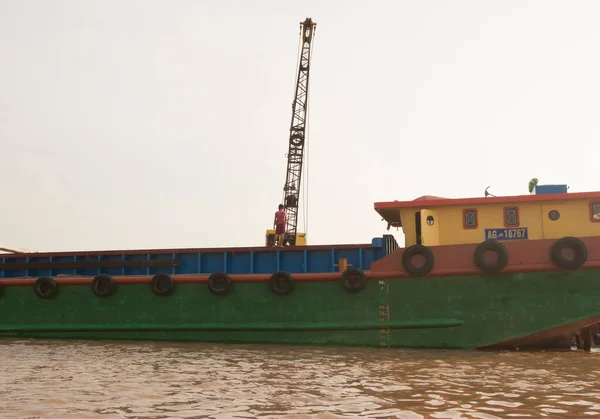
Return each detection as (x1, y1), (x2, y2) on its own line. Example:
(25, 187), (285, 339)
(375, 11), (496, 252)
(275, 210), (286, 225)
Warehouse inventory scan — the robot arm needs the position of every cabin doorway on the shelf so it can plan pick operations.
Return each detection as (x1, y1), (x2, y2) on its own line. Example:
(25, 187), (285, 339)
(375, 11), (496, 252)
(415, 211), (422, 245)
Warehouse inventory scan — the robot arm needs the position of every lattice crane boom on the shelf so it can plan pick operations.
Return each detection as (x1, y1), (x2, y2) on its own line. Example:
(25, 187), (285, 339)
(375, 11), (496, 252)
(281, 17), (316, 246)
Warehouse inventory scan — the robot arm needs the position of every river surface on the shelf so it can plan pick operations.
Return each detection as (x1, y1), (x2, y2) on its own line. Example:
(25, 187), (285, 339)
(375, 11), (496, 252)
(1, 340), (599, 418)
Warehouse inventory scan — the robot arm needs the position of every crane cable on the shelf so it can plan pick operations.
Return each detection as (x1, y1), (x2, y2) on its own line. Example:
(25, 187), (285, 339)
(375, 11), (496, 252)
(302, 26), (316, 238)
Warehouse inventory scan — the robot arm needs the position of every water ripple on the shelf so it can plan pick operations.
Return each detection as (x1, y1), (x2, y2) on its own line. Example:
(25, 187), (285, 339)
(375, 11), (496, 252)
(0, 340), (599, 418)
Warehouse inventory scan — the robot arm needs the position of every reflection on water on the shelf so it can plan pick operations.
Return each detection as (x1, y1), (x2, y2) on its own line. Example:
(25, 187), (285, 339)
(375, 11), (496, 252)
(0, 340), (599, 418)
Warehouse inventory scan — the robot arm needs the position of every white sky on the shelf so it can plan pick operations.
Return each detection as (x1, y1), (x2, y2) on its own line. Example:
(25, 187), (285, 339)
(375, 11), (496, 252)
(1, 0), (600, 251)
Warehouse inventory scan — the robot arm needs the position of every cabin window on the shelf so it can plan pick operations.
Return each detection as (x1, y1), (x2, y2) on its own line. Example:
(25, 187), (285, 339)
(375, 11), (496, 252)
(463, 208), (478, 229)
(591, 202), (600, 222)
(504, 206), (520, 227)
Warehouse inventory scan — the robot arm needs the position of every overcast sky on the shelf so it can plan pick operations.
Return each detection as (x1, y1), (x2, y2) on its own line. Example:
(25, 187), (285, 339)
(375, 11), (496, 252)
(1, 0), (600, 252)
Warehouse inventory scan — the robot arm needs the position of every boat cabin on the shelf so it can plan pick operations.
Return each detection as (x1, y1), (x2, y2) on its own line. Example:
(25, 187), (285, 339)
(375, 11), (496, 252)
(374, 184), (600, 247)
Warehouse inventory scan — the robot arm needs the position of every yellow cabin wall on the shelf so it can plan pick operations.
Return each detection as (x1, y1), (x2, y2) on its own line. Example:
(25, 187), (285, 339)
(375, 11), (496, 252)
(437, 203), (543, 245)
(399, 209), (417, 246)
(539, 201), (597, 240)
(398, 198), (600, 247)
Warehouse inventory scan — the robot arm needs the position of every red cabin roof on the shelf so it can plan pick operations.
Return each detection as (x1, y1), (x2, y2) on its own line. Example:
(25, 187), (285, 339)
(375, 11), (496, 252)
(374, 191), (600, 228)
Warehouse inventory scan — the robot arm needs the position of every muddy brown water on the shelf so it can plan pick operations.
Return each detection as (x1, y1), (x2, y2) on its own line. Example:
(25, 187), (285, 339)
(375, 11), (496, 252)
(0, 339), (599, 418)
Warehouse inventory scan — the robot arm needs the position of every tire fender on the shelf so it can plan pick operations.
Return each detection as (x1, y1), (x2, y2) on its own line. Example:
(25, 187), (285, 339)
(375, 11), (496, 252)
(91, 274), (115, 297)
(208, 272), (233, 296)
(269, 271), (295, 295)
(341, 267), (367, 292)
(151, 273), (175, 296)
(474, 240), (509, 273)
(35, 276), (57, 299)
(550, 237), (588, 270)
(402, 245), (434, 277)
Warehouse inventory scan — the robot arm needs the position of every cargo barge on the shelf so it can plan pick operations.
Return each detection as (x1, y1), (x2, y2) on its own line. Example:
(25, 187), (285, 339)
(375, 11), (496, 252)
(1, 184), (600, 351)
(2, 19), (598, 351)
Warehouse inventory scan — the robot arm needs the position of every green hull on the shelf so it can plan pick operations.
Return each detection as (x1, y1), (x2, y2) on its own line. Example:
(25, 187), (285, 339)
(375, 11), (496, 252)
(1, 270), (599, 349)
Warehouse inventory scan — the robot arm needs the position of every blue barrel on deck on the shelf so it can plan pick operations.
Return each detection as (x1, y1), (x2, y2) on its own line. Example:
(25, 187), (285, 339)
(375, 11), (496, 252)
(0, 235), (399, 279)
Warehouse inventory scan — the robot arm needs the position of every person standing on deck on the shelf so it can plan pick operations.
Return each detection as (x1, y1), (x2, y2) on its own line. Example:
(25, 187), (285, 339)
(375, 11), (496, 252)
(274, 204), (287, 247)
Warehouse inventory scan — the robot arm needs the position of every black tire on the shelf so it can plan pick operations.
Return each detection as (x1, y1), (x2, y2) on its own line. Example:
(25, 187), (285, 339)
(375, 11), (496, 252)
(402, 244), (434, 277)
(341, 267), (367, 292)
(550, 237), (588, 270)
(269, 271), (295, 295)
(208, 272), (233, 296)
(151, 273), (175, 296)
(91, 274), (115, 297)
(474, 240), (509, 273)
(35, 276), (57, 299)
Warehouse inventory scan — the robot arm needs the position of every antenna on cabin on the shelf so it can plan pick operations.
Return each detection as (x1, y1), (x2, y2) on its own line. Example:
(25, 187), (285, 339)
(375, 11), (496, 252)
(484, 186), (496, 197)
